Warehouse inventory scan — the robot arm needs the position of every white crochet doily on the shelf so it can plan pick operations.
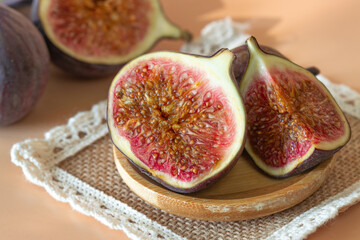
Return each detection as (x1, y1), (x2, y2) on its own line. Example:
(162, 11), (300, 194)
(11, 18), (360, 240)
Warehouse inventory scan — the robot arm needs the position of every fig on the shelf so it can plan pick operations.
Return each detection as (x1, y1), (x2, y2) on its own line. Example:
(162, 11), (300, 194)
(239, 36), (351, 177)
(107, 49), (246, 193)
(1, 0), (31, 7)
(31, 0), (192, 78)
(0, 4), (49, 126)
(232, 44), (320, 85)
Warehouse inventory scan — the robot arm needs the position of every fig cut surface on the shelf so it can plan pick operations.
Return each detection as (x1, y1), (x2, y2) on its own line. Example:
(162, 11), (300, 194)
(239, 37), (351, 178)
(108, 49), (246, 193)
(35, 0), (190, 65)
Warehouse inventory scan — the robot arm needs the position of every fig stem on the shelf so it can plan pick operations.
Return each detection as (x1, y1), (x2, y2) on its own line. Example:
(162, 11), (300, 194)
(246, 37), (321, 77)
(246, 36), (262, 56)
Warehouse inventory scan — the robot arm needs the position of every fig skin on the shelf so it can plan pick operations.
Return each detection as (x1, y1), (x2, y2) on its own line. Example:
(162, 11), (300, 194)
(1, 0), (32, 7)
(232, 45), (287, 83)
(31, 0), (192, 78)
(253, 147), (342, 179)
(0, 4), (49, 125)
(124, 146), (243, 194)
(107, 49), (247, 193)
(280, 147), (342, 178)
(38, 37), (122, 79)
(239, 37), (351, 178)
(231, 44), (320, 85)
(113, 120), (246, 194)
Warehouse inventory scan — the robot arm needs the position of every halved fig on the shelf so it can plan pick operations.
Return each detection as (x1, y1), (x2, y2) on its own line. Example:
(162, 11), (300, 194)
(107, 49), (246, 193)
(31, 0), (191, 78)
(239, 37), (351, 178)
(231, 44), (320, 85)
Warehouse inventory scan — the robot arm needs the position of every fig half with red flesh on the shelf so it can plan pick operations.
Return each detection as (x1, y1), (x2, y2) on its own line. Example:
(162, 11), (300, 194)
(108, 49), (246, 193)
(31, 0), (191, 78)
(239, 37), (351, 178)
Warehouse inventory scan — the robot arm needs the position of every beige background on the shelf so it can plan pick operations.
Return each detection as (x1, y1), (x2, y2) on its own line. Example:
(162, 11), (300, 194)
(1, 0), (360, 239)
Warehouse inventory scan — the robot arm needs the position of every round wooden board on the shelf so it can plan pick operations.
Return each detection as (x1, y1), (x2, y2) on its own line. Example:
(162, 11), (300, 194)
(113, 146), (336, 221)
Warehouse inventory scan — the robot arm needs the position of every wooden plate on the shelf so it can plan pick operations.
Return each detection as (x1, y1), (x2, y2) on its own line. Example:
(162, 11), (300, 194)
(113, 147), (335, 221)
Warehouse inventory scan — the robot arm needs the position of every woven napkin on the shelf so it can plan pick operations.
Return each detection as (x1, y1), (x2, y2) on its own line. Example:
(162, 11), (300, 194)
(11, 18), (360, 240)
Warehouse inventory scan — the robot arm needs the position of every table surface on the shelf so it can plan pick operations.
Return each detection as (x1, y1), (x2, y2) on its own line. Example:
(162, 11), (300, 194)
(1, 1), (360, 239)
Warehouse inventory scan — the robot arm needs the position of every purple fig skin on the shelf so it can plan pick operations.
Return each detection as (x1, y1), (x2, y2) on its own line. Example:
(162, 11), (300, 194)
(252, 146), (344, 179)
(111, 134), (245, 194)
(129, 148), (242, 194)
(0, 4), (49, 126)
(231, 45), (287, 84)
(1, 0), (32, 7)
(278, 114), (351, 178)
(231, 45), (320, 85)
(281, 147), (341, 178)
(41, 38), (123, 78)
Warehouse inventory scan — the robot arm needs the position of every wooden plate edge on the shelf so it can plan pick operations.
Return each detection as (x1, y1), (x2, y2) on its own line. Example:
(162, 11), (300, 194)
(113, 146), (335, 221)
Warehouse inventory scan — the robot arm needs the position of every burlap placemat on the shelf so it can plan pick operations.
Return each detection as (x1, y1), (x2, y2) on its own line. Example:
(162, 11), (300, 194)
(11, 76), (360, 240)
(59, 114), (359, 240)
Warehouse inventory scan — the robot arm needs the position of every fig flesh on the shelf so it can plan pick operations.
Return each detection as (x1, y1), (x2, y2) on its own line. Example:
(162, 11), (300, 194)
(232, 44), (320, 85)
(0, 4), (49, 125)
(31, 0), (191, 78)
(239, 37), (350, 177)
(108, 49), (246, 193)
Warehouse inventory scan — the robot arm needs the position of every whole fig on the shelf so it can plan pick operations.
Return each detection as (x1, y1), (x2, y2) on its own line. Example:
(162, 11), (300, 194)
(0, 4), (49, 125)
(1, 0), (32, 7)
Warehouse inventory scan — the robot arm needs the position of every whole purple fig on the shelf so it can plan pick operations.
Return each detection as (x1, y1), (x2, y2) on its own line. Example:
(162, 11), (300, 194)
(0, 4), (49, 125)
